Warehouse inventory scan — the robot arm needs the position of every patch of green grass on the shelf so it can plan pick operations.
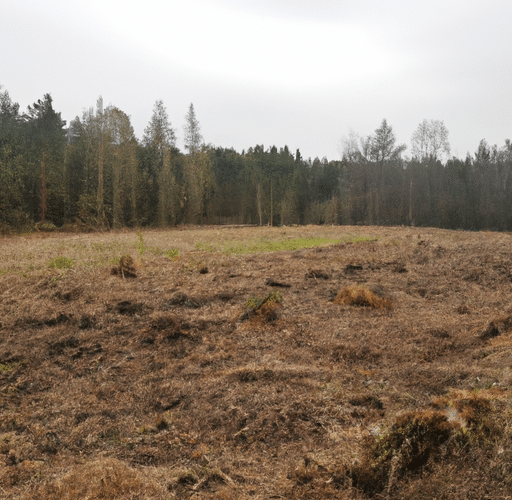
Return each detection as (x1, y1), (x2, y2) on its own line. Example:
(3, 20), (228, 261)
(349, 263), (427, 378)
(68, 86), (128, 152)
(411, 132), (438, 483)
(48, 256), (74, 269)
(223, 236), (339, 254)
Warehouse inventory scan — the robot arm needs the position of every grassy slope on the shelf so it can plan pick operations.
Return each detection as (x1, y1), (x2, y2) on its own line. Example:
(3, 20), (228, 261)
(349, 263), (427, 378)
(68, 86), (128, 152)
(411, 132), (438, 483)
(1, 225), (512, 499)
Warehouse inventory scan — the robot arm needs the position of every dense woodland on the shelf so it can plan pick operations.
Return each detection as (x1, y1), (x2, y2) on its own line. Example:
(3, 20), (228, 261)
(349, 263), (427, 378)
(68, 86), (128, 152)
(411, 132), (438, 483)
(1, 86), (512, 233)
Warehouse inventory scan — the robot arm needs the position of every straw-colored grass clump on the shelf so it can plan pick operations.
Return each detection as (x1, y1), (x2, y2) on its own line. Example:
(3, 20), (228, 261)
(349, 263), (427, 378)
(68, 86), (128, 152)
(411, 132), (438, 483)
(335, 286), (392, 309)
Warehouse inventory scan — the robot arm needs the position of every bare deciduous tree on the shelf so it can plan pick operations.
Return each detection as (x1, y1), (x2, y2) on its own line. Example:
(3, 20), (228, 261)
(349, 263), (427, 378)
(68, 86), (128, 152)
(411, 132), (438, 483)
(411, 119), (450, 163)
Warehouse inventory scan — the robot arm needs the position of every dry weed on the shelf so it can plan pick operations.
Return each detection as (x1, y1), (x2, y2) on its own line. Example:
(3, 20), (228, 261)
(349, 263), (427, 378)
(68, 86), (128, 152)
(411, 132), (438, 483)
(349, 410), (458, 495)
(334, 285), (392, 309)
(29, 457), (162, 499)
(111, 254), (137, 278)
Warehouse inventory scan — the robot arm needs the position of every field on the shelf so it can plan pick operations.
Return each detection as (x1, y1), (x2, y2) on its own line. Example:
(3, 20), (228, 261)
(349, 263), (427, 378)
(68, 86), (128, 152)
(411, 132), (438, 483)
(1, 225), (512, 499)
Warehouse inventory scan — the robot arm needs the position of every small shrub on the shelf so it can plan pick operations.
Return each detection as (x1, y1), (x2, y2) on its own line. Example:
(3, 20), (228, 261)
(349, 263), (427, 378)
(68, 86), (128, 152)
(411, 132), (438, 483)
(48, 256), (74, 269)
(164, 248), (180, 261)
(242, 291), (282, 322)
(136, 231), (145, 255)
(245, 290), (282, 310)
(335, 286), (392, 309)
(35, 221), (57, 232)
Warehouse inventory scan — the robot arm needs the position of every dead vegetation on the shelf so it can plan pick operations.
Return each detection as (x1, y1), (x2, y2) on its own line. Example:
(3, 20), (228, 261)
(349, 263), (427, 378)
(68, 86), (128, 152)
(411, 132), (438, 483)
(334, 285), (393, 309)
(111, 254), (137, 278)
(1, 225), (512, 499)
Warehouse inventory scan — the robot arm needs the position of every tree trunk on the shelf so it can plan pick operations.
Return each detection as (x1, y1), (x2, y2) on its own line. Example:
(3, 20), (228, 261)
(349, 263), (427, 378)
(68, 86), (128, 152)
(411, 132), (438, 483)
(40, 149), (47, 222)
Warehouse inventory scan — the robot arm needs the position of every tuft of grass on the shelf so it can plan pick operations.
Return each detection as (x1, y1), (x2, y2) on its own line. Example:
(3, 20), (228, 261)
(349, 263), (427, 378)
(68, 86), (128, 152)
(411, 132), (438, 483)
(350, 392), (504, 495)
(31, 457), (162, 499)
(245, 291), (282, 310)
(350, 410), (456, 495)
(111, 255), (137, 278)
(242, 291), (283, 322)
(164, 248), (180, 261)
(48, 256), (74, 269)
(432, 391), (501, 442)
(335, 286), (392, 309)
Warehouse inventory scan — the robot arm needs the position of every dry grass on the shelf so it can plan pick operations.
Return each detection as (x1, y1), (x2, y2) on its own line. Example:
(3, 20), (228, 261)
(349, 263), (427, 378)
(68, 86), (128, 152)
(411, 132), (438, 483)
(28, 457), (163, 499)
(334, 286), (393, 309)
(1, 225), (512, 499)
(111, 255), (138, 278)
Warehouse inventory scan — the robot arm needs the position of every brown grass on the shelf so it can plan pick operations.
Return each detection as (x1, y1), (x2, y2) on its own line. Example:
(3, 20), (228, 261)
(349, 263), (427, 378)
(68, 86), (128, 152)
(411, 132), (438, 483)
(111, 254), (137, 278)
(1, 225), (512, 498)
(334, 285), (393, 309)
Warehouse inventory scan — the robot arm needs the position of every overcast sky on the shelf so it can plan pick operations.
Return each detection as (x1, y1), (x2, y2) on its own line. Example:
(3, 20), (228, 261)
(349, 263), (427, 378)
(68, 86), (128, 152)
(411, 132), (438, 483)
(2, 0), (511, 160)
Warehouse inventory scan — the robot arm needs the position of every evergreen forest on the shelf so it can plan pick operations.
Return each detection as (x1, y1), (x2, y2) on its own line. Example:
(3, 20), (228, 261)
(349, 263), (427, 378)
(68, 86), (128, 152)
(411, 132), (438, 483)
(1, 87), (512, 233)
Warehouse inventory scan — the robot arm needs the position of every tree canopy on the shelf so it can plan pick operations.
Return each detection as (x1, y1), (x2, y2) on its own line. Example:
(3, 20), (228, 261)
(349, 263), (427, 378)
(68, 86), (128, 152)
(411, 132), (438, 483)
(1, 85), (511, 233)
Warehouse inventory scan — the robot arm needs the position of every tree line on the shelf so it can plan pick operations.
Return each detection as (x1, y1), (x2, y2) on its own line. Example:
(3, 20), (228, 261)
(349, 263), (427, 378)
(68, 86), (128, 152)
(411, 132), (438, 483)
(1, 86), (512, 233)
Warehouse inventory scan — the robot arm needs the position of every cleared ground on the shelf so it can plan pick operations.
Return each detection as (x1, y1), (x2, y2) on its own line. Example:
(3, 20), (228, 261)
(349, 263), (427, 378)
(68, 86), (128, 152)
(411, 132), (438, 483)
(1, 225), (512, 499)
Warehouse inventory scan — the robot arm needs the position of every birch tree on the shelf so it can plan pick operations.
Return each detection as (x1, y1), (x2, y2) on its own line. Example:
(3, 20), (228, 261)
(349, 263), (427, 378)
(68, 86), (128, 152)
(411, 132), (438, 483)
(411, 119), (450, 163)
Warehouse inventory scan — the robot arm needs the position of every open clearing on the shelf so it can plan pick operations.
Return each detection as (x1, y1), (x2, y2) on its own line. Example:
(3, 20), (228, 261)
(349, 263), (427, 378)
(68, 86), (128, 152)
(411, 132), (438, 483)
(1, 225), (512, 499)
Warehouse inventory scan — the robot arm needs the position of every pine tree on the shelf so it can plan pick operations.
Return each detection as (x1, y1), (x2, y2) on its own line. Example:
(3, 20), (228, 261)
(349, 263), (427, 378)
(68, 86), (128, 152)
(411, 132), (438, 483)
(105, 106), (137, 227)
(143, 100), (178, 226)
(24, 93), (66, 224)
(182, 104), (213, 223)
(183, 103), (203, 153)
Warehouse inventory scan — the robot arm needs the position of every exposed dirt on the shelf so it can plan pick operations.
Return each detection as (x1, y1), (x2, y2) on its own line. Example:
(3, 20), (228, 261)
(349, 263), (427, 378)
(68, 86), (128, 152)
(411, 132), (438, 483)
(1, 225), (512, 499)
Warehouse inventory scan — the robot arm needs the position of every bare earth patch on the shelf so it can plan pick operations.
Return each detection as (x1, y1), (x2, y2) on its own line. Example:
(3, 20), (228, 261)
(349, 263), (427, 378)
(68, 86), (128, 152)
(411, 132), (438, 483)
(1, 225), (512, 499)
